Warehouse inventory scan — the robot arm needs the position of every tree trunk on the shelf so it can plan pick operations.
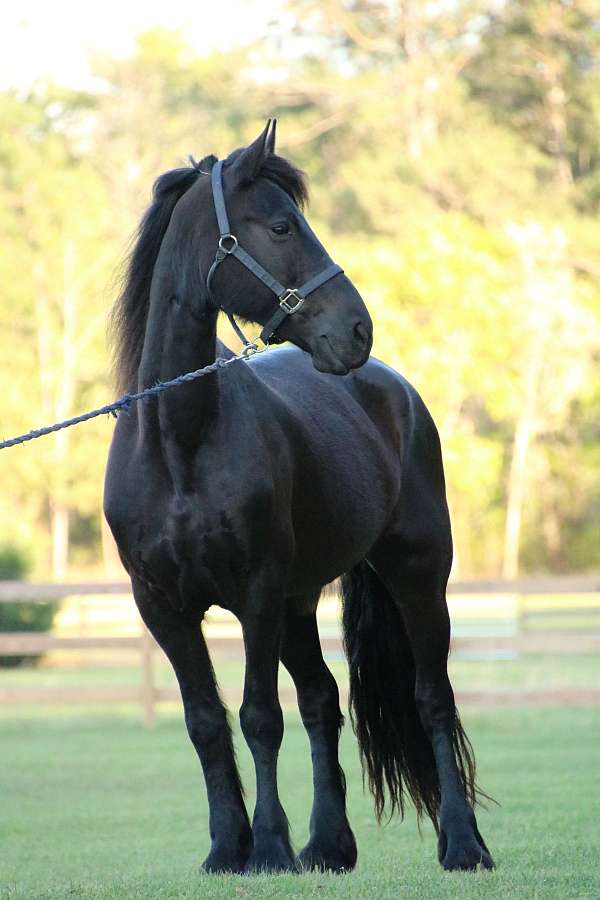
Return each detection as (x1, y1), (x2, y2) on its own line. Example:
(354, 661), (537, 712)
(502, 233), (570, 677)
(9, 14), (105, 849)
(502, 330), (545, 579)
(33, 243), (78, 578)
(502, 406), (533, 580)
(50, 500), (69, 580)
(49, 240), (77, 579)
(545, 71), (572, 188)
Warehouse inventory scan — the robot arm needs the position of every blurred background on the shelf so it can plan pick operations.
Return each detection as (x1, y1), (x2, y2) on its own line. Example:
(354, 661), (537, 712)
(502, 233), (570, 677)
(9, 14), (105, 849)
(2, 0), (600, 583)
(1, 0), (600, 703)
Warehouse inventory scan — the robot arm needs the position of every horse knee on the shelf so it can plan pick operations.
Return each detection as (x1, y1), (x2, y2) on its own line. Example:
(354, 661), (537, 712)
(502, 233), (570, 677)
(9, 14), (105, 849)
(403, 543), (451, 596)
(414, 676), (455, 737)
(239, 699), (283, 751)
(298, 669), (341, 729)
(185, 705), (228, 751)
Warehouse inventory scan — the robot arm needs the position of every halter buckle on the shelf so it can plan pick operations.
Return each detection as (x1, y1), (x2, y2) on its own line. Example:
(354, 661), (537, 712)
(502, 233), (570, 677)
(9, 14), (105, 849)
(279, 288), (304, 314)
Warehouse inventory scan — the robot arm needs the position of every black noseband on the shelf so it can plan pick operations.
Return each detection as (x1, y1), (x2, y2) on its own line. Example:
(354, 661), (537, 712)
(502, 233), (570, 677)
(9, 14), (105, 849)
(205, 159), (343, 347)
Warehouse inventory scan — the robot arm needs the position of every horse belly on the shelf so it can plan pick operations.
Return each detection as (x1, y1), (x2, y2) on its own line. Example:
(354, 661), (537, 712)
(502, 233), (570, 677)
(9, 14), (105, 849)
(289, 442), (397, 589)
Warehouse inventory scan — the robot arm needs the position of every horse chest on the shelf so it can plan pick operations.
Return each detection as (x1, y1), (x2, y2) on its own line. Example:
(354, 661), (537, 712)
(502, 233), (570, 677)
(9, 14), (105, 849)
(121, 481), (258, 610)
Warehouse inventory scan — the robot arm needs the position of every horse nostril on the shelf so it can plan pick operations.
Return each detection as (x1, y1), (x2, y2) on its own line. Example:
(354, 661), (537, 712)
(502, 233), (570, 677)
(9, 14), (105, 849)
(354, 321), (369, 347)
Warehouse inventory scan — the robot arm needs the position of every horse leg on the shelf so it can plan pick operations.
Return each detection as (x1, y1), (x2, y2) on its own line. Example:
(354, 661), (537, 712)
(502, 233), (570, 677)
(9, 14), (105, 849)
(132, 578), (252, 873)
(281, 608), (357, 872)
(368, 536), (495, 871)
(239, 606), (297, 873)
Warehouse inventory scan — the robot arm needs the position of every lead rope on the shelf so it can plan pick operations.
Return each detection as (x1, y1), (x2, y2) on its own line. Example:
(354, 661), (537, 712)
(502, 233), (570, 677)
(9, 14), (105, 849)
(3, 155), (342, 450)
(226, 311), (264, 356)
(0, 351), (254, 450)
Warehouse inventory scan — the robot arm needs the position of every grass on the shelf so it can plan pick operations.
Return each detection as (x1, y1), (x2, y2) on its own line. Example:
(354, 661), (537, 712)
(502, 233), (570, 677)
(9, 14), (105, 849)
(2, 649), (598, 696)
(1, 705), (599, 899)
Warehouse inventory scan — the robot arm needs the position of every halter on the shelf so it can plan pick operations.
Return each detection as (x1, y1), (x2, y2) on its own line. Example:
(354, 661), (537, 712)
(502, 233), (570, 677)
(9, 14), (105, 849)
(205, 159), (343, 355)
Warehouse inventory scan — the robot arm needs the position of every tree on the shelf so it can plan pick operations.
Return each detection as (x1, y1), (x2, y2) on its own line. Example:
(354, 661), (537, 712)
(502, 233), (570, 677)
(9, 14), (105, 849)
(466, 0), (600, 191)
(0, 92), (115, 575)
(498, 223), (600, 577)
(1, 12), (600, 579)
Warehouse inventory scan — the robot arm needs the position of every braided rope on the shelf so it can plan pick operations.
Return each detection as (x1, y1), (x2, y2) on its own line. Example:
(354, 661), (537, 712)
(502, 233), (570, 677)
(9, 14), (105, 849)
(0, 354), (245, 450)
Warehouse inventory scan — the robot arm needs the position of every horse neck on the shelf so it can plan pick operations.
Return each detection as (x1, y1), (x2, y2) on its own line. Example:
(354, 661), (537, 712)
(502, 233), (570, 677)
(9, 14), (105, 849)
(137, 270), (220, 448)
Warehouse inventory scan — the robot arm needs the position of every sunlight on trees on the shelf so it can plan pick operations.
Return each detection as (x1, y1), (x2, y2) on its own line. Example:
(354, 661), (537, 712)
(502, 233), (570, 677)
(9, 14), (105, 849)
(1, 3), (599, 578)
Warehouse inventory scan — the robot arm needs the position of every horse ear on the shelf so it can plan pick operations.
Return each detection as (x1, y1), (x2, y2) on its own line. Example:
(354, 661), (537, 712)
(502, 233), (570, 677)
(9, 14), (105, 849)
(230, 119), (276, 184)
(266, 118), (276, 155)
(189, 153), (217, 173)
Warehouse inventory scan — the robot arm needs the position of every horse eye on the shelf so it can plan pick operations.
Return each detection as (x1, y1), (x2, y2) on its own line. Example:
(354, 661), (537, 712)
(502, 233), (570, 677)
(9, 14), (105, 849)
(271, 222), (290, 235)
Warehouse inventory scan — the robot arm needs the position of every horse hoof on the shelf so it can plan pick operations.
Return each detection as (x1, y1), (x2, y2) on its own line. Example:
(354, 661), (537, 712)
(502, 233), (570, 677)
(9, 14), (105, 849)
(243, 844), (298, 874)
(438, 832), (495, 872)
(298, 835), (357, 873)
(200, 847), (249, 874)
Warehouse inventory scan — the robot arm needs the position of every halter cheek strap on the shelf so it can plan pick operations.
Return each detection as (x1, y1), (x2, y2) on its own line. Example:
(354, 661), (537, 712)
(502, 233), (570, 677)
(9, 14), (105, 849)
(205, 159), (343, 350)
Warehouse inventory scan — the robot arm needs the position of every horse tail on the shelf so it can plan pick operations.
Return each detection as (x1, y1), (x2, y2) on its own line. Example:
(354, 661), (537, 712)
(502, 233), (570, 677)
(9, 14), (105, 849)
(340, 560), (477, 829)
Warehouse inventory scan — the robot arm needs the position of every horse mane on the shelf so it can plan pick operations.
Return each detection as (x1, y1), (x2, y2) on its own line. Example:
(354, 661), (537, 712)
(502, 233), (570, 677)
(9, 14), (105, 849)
(110, 166), (202, 393)
(109, 153), (308, 393)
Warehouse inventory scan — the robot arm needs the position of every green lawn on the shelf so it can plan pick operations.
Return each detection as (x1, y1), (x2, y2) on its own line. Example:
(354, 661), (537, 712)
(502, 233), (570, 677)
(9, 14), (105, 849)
(2, 649), (598, 698)
(1, 706), (599, 899)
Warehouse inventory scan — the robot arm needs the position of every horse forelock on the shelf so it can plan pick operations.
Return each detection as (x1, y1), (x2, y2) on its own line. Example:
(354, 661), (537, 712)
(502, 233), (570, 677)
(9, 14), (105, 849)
(259, 154), (308, 209)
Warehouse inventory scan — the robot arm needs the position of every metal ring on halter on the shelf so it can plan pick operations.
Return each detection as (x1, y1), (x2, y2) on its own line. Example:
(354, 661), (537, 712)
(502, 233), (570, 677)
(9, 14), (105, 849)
(218, 234), (238, 254)
(241, 342), (268, 359)
(241, 342), (258, 358)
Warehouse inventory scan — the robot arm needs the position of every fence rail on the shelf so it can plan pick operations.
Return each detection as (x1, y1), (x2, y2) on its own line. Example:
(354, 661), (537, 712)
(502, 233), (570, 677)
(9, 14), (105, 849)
(2, 574), (600, 602)
(1, 577), (599, 723)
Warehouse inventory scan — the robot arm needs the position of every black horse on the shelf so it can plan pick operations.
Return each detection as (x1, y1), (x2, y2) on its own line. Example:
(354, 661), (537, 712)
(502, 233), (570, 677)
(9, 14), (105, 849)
(104, 121), (494, 875)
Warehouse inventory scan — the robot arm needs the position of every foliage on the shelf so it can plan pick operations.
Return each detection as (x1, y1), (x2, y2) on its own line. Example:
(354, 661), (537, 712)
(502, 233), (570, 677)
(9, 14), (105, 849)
(0, 544), (29, 580)
(0, 544), (58, 667)
(0, 4), (599, 578)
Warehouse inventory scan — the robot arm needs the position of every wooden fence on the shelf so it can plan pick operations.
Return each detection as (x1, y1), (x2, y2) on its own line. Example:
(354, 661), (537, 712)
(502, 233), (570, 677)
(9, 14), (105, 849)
(1, 577), (600, 724)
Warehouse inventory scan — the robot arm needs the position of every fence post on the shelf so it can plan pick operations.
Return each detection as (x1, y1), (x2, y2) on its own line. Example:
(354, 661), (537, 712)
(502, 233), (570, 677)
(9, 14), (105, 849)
(140, 626), (156, 728)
